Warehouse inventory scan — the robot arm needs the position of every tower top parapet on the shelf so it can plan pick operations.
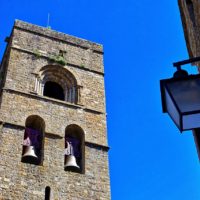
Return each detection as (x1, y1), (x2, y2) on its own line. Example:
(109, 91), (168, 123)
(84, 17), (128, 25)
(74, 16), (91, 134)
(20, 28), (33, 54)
(14, 20), (103, 53)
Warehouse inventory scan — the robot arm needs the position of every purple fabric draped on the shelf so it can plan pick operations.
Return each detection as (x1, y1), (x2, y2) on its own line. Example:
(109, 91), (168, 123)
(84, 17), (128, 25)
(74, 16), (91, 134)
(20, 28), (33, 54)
(64, 137), (80, 157)
(23, 128), (40, 148)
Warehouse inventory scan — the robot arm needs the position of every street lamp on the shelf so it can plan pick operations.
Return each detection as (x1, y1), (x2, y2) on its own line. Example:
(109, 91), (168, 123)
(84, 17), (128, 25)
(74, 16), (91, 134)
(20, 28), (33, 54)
(160, 56), (200, 158)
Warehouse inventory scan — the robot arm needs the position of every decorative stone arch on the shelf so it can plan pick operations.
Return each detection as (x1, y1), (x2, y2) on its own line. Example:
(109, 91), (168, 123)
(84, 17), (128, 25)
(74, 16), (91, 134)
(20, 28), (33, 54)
(64, 124), (85, 173)
(25, 115), (45, 133)
(34, 65), (82, 104)
(33, 64), (82, 86)
(21, 115), (45, 165)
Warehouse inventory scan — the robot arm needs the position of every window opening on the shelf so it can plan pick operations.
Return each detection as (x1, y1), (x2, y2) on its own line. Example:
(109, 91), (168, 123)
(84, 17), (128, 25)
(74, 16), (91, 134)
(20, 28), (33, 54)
(45, 186), (51, 200)
(43, 81), (64, 101)
(64, 136), (81, 172)
(38, 65), (79, 104)
(22, 115), (45, 165)
(22, 128), (42, 164)
(64, 125), (84, 173)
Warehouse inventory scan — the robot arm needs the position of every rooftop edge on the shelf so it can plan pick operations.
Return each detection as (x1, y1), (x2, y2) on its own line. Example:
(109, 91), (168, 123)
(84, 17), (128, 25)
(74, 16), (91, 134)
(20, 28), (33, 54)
(14, 20), (103, 52)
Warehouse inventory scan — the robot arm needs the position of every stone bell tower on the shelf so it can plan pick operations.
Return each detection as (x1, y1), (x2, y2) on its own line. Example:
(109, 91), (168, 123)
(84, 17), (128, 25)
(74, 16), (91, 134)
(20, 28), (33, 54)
(0, 20), (110, 199)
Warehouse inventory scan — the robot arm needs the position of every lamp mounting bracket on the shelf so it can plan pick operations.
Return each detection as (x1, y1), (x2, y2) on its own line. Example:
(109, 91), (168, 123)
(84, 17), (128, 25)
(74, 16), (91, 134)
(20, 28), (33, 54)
(173, 56), (200, 69)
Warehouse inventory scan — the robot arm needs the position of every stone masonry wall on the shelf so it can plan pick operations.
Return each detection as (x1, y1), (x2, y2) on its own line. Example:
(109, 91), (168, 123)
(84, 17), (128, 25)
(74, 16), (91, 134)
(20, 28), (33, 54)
(12, 27), (104, 74)
(4, 49), (106, 112)
(0, 91), (107, 146)
(0, 125), (110, 200)
(0, 20), (110, 199)
(178, 0), (200, 58)
(5, 27), (105, 112)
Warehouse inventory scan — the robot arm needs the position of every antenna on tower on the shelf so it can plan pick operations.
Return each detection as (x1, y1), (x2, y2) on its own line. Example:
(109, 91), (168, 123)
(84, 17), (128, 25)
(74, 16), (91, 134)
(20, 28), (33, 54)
(47, 13), (51, 29)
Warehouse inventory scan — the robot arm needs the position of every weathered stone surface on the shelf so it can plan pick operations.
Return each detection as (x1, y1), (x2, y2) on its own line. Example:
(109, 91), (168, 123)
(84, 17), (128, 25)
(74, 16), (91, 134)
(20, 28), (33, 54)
(0, 20), (110, 199)
(178, 0), (200, 59)
(0, 126), (110, 200)
(0, 91), (107, 145)
(14, 20), (103, 53)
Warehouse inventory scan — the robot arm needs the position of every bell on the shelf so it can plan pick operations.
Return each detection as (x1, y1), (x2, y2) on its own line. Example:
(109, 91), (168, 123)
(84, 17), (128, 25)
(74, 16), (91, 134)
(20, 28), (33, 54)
(22, 146), (38, 158)
(64, 155), (80, 170)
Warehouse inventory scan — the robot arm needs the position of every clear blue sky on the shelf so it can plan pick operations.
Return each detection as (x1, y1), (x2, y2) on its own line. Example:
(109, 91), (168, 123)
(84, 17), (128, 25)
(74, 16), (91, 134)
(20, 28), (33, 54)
(1, 1), (200, 199)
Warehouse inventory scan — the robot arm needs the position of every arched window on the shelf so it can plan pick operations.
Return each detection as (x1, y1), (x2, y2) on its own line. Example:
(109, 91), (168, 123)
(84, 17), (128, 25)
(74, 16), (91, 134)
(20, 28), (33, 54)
(45, 186), (51, 200)
(35, 65), (79, 103)
(22, 115), (45, 165)
(64, 124), (85, 173)
(43, 81), (64, 100)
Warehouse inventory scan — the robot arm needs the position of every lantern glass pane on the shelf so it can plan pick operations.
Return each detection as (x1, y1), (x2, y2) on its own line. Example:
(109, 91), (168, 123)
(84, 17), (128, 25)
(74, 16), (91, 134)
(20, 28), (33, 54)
(165, 88), (180, 128)
(167, 78), (200, 112)
(183, 113), (200, 130)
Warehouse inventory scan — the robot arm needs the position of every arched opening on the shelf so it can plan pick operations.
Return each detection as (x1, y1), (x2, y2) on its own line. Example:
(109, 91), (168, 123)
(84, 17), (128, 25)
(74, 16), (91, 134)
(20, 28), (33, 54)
(22, 115), (45, 165)
(43, 81), (64, 101)
(64, 124), (85, 173)
(36, 65), (79, 104)
(45, 186), (51, 200)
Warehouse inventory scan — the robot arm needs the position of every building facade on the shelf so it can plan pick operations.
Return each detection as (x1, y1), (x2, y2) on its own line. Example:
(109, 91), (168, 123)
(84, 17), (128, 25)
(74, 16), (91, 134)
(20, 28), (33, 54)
(178, 0), (200, 157)
(0, 20), (110, 199)
(178, 0), (200, 58)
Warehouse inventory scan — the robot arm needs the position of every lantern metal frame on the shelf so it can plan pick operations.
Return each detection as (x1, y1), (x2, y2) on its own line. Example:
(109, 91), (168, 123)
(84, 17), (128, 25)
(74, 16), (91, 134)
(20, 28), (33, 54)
(160, 56), (200, 132)
(161, 74), (200, 132)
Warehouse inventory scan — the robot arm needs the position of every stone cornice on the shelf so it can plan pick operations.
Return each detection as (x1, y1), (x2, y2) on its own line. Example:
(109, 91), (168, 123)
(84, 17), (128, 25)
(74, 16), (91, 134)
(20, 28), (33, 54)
(2, 88), (105, 115)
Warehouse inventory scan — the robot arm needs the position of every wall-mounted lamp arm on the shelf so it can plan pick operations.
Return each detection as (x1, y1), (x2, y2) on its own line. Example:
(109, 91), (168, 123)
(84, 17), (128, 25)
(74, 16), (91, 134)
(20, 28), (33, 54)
(173, 56), (200, 68)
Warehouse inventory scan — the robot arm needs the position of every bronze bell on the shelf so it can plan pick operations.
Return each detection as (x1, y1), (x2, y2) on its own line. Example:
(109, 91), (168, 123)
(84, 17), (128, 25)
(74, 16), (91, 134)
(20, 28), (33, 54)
(22, 146), (38, 158)
(64, 155), (80, 170)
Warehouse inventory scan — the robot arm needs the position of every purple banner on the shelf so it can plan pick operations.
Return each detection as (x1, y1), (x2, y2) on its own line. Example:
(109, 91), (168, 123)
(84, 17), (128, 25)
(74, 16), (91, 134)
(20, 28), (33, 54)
(64, 137), (80, 157)
(23, 128), (41, 148)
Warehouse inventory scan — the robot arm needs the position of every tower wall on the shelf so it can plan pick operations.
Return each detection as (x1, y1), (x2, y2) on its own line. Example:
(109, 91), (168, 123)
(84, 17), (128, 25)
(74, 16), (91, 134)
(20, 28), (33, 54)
(178, 0), (200, 57)
(0, 20), (110, 200)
